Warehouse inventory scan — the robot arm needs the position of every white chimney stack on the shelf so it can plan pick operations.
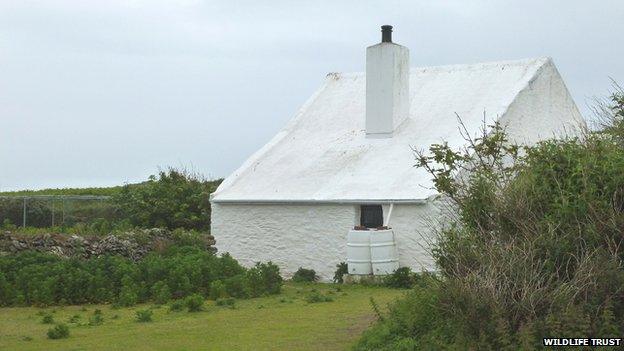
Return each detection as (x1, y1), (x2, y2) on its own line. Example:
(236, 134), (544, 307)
(365, 25), (410, 138)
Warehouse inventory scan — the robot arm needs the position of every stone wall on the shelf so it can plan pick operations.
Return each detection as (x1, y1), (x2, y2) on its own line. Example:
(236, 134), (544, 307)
(0, 228), (216, 260)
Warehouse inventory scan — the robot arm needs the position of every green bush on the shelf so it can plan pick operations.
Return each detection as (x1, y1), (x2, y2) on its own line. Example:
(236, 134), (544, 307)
(47, 323), (70, 339)
(135, 309), (153, 323)
(383, 267), (415, 289)
(169, 300), (184, 312)
(88, 309), (104, 326)
(41, 314), (54, 324)
(117, 276), (139, 307)
(357, 97), (624, 349)
(215, 297), (236, 307)
(355, 281), (448, 350)
(291, 267), (317, 282)
(333, 262), (348, 284)
(209, 280), (227, 300)
(223, 275), (247, 298)
(151, 281), (172, 305)
(184, 294), (204, 312)
(244, 262), (283, 298)
(113, 168), (221, 231)
(305, 291), (334, 303)
(0, 246), (280, 307)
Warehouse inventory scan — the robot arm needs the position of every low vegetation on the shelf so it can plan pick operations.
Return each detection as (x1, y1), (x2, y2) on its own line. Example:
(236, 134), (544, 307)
(382, 267), (418, 289)
(291, 267), (318, 282)
(0, 168), (222, 232)
(46, 324), (69, 340)
(183, 294), (205, 312)
(0, 283), (403, 350)
(305, 290), (334, 303)
(113, 168), (221, 231)
(356, 89), (624, 350)
(135, 309), (153, 323)
(333, 262), (348, 283)
(0, 246), (281, 307)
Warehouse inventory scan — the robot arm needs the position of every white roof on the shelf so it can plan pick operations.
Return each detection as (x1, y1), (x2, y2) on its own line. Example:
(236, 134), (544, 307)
(212, 57), (555, 203)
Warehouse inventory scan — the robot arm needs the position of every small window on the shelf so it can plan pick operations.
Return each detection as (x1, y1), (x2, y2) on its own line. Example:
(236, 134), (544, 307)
(360, 205), (383, 228)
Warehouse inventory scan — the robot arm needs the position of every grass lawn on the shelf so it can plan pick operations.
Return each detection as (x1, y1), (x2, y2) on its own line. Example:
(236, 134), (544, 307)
(0, 283), (404, 351)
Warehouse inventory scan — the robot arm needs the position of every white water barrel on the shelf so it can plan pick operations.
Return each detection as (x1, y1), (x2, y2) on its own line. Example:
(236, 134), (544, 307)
(370, 229), (399, 275)
(347, 230), (372, 275)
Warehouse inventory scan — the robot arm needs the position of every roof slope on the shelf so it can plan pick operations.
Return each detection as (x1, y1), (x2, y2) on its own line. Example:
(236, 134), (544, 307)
(212, 57), (576, 203)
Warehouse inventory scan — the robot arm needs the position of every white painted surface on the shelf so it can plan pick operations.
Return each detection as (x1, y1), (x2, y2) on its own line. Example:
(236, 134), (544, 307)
(346, 229), (372, 275)
(211, 57), (585, 203)
(370, 229), (399, 275)
(500, 59), (585, 144)
(210, 56), (586, 281)
(365, 42), (409, 138)
(212, 202), (439, 281)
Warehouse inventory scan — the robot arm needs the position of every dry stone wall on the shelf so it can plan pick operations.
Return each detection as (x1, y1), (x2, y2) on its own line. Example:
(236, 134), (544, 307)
(0, 228), (216, 260)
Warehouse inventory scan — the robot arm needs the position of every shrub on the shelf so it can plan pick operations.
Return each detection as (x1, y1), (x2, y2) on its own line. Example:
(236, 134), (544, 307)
(305, 291), (334, 303)
(41, 314), (54, 324)
(0, 246), (280, 307)
(333, 262), (348, 284)
(88, 309), (104, 326)
(209, 280), (227, 300)
(184, 294), (204, 312)
(291, 267), (317, 282)
(245, 262), (283, 298)
(117, 276), (139, 307)
(357, 107), (624, 349)
(151, 281), (172, 305)
(169, 300), (184, 312)
(215, 297), (236, 307)
(383, 267), (415, 289)
(224, 275), (247, 298)
(355, 280), (449, 350)
(135, 309), (153, 323)
(47, 323), (70, 339)
(113, 168), (221, 230)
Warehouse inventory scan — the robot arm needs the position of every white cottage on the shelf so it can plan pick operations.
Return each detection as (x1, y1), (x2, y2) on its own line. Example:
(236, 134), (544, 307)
(210, 26), (585, 280)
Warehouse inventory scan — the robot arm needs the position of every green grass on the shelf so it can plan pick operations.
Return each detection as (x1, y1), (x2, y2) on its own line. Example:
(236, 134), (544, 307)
(0, 283), (404, 351)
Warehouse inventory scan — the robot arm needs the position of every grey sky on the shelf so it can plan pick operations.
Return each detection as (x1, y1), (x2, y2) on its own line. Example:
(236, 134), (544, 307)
(1, 0), (622, 191)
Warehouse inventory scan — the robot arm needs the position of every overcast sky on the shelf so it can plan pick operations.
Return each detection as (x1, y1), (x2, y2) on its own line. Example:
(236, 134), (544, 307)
(0, 0), (622, 191)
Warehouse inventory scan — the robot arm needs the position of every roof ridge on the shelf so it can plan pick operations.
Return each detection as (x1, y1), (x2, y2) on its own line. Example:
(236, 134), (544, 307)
(327, 57), (550, 78)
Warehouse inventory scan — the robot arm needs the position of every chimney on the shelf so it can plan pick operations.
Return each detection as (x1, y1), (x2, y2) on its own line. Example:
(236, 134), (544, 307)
(365, 25), (410, 138)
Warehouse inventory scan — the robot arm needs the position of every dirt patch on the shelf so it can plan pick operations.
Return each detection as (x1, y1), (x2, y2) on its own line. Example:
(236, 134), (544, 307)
(343, 313), (378, 338)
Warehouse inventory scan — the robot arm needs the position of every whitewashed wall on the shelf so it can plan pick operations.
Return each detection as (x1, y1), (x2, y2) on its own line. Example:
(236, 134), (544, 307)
(501, 59), (585, 144)
(211, 202), (440, 281)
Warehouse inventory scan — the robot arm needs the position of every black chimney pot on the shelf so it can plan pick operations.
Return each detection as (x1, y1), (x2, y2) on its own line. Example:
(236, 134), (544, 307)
(381, 25), (393, 43)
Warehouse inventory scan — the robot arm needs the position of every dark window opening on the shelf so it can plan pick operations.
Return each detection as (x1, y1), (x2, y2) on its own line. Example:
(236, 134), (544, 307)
(360, 205), (383, 228)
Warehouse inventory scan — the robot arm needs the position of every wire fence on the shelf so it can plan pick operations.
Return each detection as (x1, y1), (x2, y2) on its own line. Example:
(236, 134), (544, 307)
(0, 195), (114, 228)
